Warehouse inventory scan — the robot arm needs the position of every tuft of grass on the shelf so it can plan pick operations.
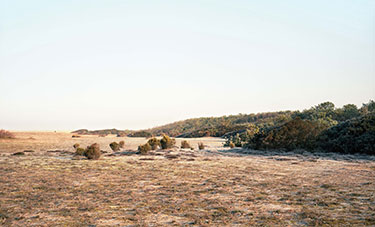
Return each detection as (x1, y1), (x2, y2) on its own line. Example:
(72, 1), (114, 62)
(198, 142), (205, 150)
(181, 140), (191, 149)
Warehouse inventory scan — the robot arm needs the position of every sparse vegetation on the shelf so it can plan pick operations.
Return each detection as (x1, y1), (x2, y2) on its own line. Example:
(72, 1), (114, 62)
(0, 129), (15, 139)
(181, 140), (191, 149)
(109, 142), (120, 151)
(198, 142), (205, 150)
(84, 143), (101, 160)
(147, 138), (160, 150)
(138, 143), (151, 154)
(160, 134), (176, 149)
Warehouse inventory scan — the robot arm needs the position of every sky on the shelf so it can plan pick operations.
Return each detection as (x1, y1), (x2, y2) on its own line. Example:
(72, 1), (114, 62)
(0, 0), (374, 131)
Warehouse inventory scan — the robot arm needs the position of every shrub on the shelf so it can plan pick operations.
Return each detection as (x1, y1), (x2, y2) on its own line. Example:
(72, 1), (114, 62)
(0, 129), (15, 139)
(109, 142), (120, 151)
(138, 143), (151, 154)
(181, 140), (191, 149)
(229, 141), (235, 148)
(147, 138), (161, 150)
(73, 143), (80, 149)
(317, 113), (375, 154)
(84, 143), (101, 160)
(119, 140), (125, 148)
(198, 142), (205, 150)
(75, 147), (85, 156)
(160, 134), (176, 149)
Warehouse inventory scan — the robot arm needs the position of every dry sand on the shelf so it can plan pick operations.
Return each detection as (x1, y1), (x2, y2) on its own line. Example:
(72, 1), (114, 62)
(0, 132), (374, 226)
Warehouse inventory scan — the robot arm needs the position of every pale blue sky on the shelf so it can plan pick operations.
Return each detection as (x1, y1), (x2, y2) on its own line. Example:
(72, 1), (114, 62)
(1, 0), (374, 130)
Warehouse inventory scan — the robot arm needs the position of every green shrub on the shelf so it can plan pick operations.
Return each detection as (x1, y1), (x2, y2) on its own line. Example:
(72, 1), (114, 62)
(198, 142), (205, 150)
(317, 113), (375, 154)
(75, 147), (85, 156)
(84, 143), (101, 160)
(109, 142), (120, 151)
(138, 143), (151, 154)
(160, 134), (176, 149)
(181, 140), (191, 149)
(73, 143), (80, 149)
(119, 140), (125, 148)
(147, 138), (161, 150)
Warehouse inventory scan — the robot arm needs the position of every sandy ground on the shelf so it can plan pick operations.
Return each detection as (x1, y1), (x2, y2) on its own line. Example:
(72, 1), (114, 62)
(0, 132), (374, 226)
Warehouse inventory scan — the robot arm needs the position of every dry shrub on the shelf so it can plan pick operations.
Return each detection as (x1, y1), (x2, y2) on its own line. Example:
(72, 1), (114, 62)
(73, 143), (80, 149)
(181, 140), (191, 149)
(119, 141), (125, 148)
(109, 142), (120, 151)
(138, 143), (151, 154)
(147, 138), (161, 150)
(229, 141), (235, 148)
(0, 129), (15, 139)
(198, 142), (205, 150)
(84, 143), (101, 160)
(160, 134), (175, 149)
(75, 147), (85, 156)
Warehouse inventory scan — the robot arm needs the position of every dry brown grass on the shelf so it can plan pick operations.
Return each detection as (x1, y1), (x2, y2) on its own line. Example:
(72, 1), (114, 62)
(0, 132), (374, 226)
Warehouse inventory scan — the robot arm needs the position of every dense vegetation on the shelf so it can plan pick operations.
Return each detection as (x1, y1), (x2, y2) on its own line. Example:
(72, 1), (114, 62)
(317, 113), (375, 154)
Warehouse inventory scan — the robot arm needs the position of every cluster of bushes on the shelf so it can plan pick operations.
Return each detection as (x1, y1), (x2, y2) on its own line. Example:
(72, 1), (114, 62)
(73, 143), (101, 160)
(137, 135), (176, 154)
(0, 129), (15, 139)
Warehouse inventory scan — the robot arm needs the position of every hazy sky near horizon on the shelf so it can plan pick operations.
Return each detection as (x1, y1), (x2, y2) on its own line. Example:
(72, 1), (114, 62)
(1, 0), (374, 131)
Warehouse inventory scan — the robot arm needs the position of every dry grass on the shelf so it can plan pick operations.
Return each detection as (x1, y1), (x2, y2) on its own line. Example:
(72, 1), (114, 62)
(0, 132), (374, 226)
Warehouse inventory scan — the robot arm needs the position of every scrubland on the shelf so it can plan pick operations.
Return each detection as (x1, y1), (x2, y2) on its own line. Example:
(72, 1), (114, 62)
(0, 132), (374, 226)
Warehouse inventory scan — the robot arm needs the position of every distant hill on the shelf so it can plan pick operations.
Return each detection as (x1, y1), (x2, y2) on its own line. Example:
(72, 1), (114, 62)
(72, 100), (375, 140)
(71, 128), (132, 137)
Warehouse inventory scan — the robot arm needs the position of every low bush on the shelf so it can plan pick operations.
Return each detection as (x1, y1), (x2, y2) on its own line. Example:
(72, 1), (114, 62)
(119, 140), (125, 148)
(75, 147), (85, 156)
(109, 142), (120, 151)
(147, 138), (161, 150)
(160, 134), (176, 149)
(229, 141), (235, 148)
(198, 142), (205, 150)
(84, 143), (101, 160)
(0, 129), (15, 139)
(138, 143), (151, 154)
(181, 140), (191, 149)
(73, 143), (80, 149)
